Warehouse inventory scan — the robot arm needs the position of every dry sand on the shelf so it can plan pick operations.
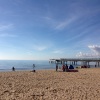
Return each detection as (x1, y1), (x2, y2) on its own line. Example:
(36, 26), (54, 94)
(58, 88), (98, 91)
(0, 68), (100, 100)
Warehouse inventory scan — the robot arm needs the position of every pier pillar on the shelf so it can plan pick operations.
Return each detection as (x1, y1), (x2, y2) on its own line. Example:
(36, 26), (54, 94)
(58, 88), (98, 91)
(81, 61), (87, 66)
(63, 61), (65, 64)
(96, 62), (97, 66)
(95, 62), (99, 67)
(62, 61), (64, 64)
(76, 61), (77, 65)
(87, 62), (89, 66)
(98, 62), (99, 67)
(74, 61), (75, 65)
(50, 61), (53, 63)
(70, 61), (71, 65)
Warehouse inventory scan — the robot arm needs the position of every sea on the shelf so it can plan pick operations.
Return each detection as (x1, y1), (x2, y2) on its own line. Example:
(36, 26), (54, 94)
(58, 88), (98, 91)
(0, 60), (97, 72)
(0, 60), (56, 72)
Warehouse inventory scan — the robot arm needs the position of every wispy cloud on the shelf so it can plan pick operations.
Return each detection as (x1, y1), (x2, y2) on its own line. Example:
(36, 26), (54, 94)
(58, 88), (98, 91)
(43, 15), (78, 30)
(43, 16), (52, 20)
(52, 48), (66, 54)
(52, 50), (63, 54)
(33, 45), (47, 51)
(55, 17), (77, 30)
(0, 24), (13, 31)
(0, 33), (17, 37)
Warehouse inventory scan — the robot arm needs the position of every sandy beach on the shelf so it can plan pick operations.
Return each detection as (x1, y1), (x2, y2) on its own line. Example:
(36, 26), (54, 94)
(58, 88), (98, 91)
(0, 68), (100, 100)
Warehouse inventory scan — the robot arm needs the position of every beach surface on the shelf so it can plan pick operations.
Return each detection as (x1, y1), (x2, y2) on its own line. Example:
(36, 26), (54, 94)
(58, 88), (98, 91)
(0, 68), (100, 100)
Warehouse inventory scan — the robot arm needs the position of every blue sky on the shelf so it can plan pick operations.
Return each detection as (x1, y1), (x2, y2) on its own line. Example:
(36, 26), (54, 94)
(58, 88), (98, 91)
(0, 0), (100, 60)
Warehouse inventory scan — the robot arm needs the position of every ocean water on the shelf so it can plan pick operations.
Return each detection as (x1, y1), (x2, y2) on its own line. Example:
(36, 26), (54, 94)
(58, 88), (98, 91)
(0, 60), (97, 72)
(0, 60), (56, 71)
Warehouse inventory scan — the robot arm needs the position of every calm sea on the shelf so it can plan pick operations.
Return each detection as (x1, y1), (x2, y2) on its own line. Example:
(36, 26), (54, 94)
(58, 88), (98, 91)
(0, 60), (96, 72)
(0, 60), (56, 72)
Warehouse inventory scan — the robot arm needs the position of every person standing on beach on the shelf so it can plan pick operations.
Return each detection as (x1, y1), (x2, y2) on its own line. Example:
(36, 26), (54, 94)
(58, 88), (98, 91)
(65, 64), (68, 72)
(12, 67), (15, 71)
(32, 64), (36, 72)
(56, 64), (58, 71)
(62, 64), (66, 72)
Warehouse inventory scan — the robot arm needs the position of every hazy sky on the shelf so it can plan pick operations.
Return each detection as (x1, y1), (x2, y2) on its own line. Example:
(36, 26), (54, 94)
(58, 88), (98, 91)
(0, 0), (100, 60)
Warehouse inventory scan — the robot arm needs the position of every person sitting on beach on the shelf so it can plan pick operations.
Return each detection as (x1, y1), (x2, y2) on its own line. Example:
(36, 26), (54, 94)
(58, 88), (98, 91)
(69, 65), (74, 69)
(12, 67), (15, 71)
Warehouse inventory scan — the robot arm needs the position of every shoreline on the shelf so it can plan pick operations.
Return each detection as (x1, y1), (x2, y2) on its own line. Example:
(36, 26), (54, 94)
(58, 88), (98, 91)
(0, 66), (99, 72)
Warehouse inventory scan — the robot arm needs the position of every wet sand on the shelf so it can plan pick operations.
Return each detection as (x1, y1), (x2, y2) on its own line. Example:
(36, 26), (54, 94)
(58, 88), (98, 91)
(0, 68), (100, 100)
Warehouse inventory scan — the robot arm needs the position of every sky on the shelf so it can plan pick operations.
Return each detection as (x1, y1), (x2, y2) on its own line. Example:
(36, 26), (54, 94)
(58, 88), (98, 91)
(0, 0), (100, 60)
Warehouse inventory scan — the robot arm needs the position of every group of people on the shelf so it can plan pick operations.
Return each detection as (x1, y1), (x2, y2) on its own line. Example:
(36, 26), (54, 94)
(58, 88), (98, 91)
(56, 64), (74, 72)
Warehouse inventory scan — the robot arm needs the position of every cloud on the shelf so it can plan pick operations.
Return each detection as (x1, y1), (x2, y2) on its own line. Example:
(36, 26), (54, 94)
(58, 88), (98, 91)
(52, 49), (64, 54)
(0, 33), (17, 37)
(43, 15), (78, 30)
(76, 45), (100, 57)
(43, 16), (51, 20)
(33, 45), (47, 51)
(76, 52), (95, 57)
(0, 24), (13, 31)
(88, 45), (100, 56)
(55, 16), (77, 30)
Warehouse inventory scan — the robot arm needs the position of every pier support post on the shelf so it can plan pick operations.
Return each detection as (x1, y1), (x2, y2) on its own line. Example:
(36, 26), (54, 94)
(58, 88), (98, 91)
(70, 61), (71, 65)
(87, 62), (89, 66)
(74, 61), (75, 65)
(76, 61), (77, 65)
(96, 62), (98, 67)
(61, 61), (63, 64)
(98, 62), (99, 67)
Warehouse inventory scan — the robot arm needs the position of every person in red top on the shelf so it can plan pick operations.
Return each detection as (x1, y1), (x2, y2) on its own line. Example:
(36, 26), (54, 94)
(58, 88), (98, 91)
(62, 64), (66, 72)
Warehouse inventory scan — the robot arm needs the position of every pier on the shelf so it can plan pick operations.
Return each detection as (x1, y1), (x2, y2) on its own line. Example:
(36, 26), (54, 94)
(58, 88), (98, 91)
(50, 58), (100, 67)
